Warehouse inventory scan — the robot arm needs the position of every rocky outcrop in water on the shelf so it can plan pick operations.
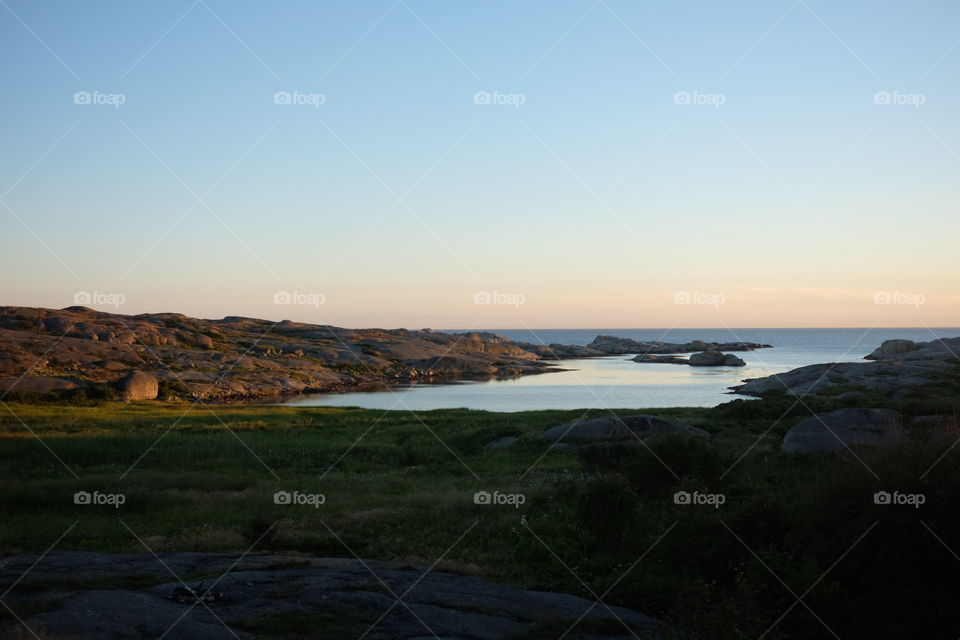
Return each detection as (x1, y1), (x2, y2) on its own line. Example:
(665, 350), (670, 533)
(689, 351), (746, 366)
(0, 551), (665, 640)
(588, 335), (770, 355)
(632, 351), (746, 366)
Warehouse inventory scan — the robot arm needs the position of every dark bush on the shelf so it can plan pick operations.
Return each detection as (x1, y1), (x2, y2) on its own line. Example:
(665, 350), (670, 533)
(576, 473), (640, 553)
(157, 379), (192, 400)
(578, 436), (726, 498)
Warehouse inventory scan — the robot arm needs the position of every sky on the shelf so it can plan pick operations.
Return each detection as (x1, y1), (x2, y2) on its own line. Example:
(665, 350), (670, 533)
(1, 0), (958, 329)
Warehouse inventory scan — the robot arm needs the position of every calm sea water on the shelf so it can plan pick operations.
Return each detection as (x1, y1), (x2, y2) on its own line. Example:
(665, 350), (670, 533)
(279, 328), (960, 411)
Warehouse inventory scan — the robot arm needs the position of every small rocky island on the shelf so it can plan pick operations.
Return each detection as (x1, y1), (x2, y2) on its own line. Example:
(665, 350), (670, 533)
(632, 351), (747, 367)
(585, 335), (771, 355)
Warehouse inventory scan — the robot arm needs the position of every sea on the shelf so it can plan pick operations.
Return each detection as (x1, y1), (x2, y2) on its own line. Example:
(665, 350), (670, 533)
(278, 328), (960, 411)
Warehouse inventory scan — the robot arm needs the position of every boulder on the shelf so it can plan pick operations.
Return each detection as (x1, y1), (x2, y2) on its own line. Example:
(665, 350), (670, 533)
(865, 339), (919, 360)
(689, 350), (745, 367)
(723, 354), (746, 366)
(782, 408), (905, 454)
(193, 333), (214, 349)
(118, 371), (159, 401)
(542, 414), (708, 444)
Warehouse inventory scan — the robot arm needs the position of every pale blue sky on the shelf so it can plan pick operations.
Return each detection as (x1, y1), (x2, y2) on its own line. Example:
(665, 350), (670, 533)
(1, 1), (958, 327)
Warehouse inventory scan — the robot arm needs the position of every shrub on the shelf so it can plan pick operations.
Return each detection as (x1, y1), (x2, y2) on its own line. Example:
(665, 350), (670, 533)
(576, 473), (639, 553)
(157, 379), (192, 400)
(578, 436), (725, 498)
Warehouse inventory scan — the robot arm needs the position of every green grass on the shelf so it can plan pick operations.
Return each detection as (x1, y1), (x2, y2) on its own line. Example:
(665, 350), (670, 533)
(2, 395), (960, 639)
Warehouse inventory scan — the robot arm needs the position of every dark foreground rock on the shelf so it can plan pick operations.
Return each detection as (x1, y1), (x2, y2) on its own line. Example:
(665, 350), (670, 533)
(782, 408), (906, 454)
(588, 335), (770, 355)
(0, 551), (664, 640)
(542, 414), (709, 444)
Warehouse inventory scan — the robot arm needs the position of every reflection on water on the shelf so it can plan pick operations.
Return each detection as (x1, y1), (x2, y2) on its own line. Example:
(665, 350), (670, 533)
(279, 356), (766, 411)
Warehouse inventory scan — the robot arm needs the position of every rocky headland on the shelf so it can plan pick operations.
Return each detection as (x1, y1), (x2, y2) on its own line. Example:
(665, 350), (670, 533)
(731, 337), (960, 398)
(0, 306), (576, 402)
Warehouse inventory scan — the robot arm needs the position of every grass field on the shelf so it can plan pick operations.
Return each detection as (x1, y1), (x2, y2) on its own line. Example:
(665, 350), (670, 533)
(2, 397), (959, 639)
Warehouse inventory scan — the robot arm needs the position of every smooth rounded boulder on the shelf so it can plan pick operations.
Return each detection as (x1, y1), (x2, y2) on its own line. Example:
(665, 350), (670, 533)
(689, 350), (746, 367)
(782, 408), (905, 454)
(542, 414), (709, 444)
(118, 371), (159, 401)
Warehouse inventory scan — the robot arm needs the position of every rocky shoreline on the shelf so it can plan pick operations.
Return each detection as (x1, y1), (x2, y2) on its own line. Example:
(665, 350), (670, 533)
(0, 306), (567, 402)
(5, 306), (955, 406)
(730, 337), (960, 398)
(0, 306), (779, 403)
